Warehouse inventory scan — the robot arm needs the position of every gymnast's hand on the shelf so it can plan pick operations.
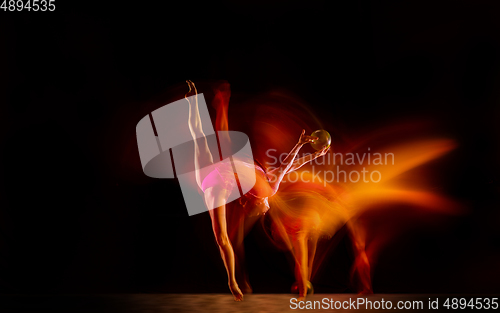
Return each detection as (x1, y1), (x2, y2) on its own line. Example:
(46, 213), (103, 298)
(297, 129), (318, 146)
(313, 145), (330, 157)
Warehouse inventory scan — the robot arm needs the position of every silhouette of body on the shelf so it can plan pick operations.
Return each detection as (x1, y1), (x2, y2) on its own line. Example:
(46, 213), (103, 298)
(184, 80), (328, 301)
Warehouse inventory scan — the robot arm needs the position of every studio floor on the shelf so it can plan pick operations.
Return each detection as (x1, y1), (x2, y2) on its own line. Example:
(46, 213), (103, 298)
(0, 293), (491, 312)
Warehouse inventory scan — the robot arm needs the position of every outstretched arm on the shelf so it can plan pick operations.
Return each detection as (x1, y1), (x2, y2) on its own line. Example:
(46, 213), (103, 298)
(285, 145), (330, 174)
(266, 130), (317, 190)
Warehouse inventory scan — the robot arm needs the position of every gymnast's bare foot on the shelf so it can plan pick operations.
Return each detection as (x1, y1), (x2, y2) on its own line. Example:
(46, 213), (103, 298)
(185, 79), (197, 98)
(229, 282), (244, 301)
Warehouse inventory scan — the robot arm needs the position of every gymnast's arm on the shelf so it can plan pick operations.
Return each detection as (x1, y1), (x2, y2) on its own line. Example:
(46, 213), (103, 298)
(285, 145), (330, 174)
(266, 130), (317, 184)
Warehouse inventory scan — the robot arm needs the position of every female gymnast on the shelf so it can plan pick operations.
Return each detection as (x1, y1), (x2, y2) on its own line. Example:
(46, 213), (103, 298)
(184, 80), (329, 301)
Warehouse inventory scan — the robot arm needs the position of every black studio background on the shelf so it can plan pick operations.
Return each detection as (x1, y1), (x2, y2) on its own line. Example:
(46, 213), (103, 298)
(0, 0), (500, 295)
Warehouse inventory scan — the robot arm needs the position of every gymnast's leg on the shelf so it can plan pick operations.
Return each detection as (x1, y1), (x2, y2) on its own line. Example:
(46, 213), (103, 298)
(205, 186), (244, 301)
(347, 221), (372, 294)
(227, 207), (254, 294)
(307, 233), (319, 281)
(292, 233), (309, 301)
(185, 80), (214, 187)
(185, 80), (243, 301)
